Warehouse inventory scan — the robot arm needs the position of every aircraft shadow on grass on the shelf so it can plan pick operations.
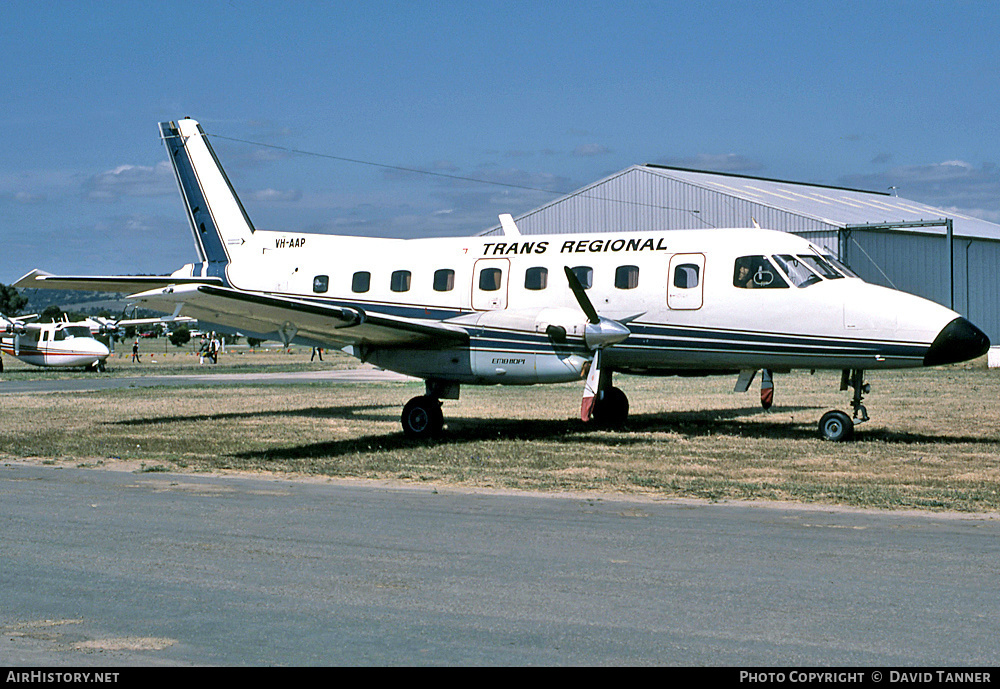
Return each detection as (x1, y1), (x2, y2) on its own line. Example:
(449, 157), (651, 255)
(107, 404), (399, 427)
(211, 404), (998, 463)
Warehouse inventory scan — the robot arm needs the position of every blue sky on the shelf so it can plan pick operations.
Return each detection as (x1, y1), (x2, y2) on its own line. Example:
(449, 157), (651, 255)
(2, 0), (999, 283)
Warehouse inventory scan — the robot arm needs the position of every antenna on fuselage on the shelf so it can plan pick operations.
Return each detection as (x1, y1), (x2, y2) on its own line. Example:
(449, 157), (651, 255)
(499, 214), (521, 237)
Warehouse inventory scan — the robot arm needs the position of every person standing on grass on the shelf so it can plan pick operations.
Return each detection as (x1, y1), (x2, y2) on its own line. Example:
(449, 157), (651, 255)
(132, 339), (141, 363)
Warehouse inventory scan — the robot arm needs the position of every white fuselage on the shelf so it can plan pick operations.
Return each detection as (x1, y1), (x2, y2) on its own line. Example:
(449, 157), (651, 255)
(1, 323), (110, 369)
(175, 225), (961, 385)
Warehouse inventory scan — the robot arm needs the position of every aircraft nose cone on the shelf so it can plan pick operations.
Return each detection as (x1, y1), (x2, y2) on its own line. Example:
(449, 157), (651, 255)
(923, 317), (990, 366)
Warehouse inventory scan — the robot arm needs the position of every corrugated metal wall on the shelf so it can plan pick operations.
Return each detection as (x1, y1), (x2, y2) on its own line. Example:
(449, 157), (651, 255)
(842, 230), (999, 341)
(960, 238), (1000, 341)
(844, 230), (951, 305)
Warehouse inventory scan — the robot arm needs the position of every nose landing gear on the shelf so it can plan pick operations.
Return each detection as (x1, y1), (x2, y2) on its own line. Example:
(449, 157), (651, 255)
(818, 369), (869, 441)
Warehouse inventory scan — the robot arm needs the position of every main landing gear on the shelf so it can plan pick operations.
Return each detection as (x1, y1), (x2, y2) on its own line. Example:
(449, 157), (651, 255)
(590, 378), (630, 428)
(401, 395), (444, 439)
(818, 369), (869, 442)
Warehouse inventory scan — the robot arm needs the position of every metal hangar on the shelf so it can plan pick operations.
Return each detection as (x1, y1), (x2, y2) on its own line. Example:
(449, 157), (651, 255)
(485, 164), (1000, 345)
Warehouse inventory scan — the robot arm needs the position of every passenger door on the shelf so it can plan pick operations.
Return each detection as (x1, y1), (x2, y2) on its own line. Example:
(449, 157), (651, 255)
(472, 258), (510, 310)
(667, 253), (705, 310)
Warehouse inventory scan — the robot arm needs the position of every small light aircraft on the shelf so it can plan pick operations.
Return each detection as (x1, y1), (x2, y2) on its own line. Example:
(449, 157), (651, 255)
(1, 314), (110, 371)
(15, 118), (991, 439)
(0, 312), (196, 371)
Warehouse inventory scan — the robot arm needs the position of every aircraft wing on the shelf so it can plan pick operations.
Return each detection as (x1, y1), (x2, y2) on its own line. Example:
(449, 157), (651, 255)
(14, 269), (224, 294)
(128, 283), (469, 348)
(15, 270), (467, 348)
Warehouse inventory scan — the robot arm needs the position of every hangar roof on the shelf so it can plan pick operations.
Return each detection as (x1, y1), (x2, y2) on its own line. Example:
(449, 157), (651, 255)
(485, 164), (1000, 242)
(643, 164), (1000, 240)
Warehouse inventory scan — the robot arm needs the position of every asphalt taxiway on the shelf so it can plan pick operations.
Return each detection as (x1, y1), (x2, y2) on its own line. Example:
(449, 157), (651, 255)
(2, 463), (998, 666)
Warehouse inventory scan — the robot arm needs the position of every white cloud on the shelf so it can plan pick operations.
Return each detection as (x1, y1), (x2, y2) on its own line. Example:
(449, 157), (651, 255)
(654, 153), (764, 173)
(572, 143), (612, 157)
(839, 160), (1000, 221)
(12, 191), (46, 204)
(83, 161), (175, 202)
(250, 188), (303, 203)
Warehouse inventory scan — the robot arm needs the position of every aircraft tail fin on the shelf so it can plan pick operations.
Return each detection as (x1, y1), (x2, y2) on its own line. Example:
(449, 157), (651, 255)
(159, 118), (255, 268)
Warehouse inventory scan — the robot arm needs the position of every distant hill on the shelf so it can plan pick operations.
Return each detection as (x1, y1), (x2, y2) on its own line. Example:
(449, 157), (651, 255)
(20, 288), (161, 319)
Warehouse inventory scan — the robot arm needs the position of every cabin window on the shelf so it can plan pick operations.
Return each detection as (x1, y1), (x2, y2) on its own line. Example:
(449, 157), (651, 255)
(615, 265), (640, 290)
(571, 266), (593, 289)
(433, 269), (455, 292)
(733, 256), (788, 289)
(312, 275), (329, 293)
(54, 329), (66, 341)
(352, 271), (371, 293)
(390, 270), (412, 292)
(525, 267), (548, 290)
(773, 255), (821, 288)
(479, 268), (503, 291)
(672, 264), (699, 289)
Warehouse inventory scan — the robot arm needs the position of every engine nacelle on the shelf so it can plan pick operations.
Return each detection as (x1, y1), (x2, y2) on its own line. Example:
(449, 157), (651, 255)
(369, 307), (594, 385)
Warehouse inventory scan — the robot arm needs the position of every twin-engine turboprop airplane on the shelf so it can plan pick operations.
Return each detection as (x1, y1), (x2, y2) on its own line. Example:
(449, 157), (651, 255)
(14, 118), (991, 439)
(0, 312), (195, 371)
(1, 314), (110, 371)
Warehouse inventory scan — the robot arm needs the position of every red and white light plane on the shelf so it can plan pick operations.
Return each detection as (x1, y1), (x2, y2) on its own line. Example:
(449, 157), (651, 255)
(1, 315), (110, 371)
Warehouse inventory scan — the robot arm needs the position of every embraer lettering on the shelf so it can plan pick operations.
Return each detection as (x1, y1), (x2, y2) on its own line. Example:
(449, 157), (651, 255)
(275, 237), (306, 249)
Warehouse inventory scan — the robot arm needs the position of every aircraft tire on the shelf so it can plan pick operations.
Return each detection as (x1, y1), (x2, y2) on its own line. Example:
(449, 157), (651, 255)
(818, 410), (854, 442)
(592, 386), (629, 428)
(401, 396), (444, 439)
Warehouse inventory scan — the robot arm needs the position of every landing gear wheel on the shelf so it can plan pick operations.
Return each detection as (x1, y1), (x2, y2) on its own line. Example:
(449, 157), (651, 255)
(592, 386), (629, 428)
(401, 395), (444, 439)
(819, 410), (854, 442)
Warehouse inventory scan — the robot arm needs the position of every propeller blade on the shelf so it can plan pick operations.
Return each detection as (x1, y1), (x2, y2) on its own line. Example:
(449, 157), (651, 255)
(581, 349), (603, 422)
(14, 332), (20, 357)
(760, 368), (774, 409)
(563, 266), (600, 325)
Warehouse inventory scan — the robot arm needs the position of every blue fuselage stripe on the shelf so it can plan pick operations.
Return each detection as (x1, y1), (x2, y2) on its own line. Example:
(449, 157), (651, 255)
(255, 294), (929, 364)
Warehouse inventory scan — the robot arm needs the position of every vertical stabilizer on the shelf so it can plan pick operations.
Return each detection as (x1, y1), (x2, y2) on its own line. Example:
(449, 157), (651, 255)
(159, 118), (255, 271)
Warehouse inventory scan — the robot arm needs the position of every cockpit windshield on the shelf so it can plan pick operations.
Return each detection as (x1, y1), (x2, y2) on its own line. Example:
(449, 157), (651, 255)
(773, 254), (822, 287)
(59, 326), (93, 339)
(799, 254), (843, 280)
(734, 251), (858, 290)
(823, 254), (859, 278)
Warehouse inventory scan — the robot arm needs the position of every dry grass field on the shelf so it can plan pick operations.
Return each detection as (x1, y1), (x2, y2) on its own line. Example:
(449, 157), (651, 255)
(1, 347), (998, 513)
